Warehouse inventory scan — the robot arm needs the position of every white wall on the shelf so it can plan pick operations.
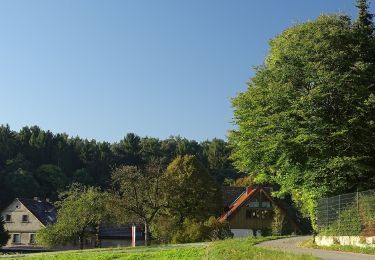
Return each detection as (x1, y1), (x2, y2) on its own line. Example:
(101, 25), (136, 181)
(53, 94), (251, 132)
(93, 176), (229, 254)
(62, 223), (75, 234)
(1, 199), (44, 247)
(231, 229), (254, 238)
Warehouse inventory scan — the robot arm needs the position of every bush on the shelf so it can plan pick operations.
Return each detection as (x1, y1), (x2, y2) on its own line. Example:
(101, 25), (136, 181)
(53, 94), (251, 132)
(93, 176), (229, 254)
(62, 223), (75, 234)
(172, 219), (207, 243)
(151, 216), (232, 244)
(359, 194), (375, 236)
(150, 216), (179, 244)
(272, 207), (285, 236)
(205, 216), (233, 241)
(0, 216), (10, 247)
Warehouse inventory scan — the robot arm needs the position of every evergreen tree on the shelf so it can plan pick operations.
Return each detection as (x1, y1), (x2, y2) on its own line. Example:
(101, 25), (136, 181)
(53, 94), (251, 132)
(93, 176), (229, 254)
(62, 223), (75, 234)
(355, 0), (374, 34)
(0, 216), (10, 247)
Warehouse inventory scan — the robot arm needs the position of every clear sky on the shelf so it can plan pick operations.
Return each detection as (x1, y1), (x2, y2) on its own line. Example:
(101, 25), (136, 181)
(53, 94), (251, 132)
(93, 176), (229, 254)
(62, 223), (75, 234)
(0, 0), (372, 142)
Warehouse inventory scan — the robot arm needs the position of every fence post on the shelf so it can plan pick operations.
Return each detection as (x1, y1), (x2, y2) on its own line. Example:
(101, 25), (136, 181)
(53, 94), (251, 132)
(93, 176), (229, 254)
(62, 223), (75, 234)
(326, 197), (329, 228)
(356, 190), (359, 212)
(326, 198), (329, 227)
(338, 195), (341, 236)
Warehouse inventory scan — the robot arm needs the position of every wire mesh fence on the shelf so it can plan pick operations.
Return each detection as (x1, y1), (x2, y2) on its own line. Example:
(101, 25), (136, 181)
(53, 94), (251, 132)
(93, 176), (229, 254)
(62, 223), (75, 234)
(316, 189), (375, 236)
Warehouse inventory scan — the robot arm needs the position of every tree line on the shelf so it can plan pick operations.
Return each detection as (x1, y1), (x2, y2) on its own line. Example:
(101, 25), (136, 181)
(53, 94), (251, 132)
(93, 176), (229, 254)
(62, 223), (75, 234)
(0, 124), (240, 210)
(37, 155), (232, 248)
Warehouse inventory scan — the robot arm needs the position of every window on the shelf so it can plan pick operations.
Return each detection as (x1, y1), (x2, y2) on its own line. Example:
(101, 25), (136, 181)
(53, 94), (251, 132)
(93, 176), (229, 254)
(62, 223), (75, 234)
(247, 201), (259, 208)
(29, 234), (36, 244)
(22, 215), (29, 222)
(12, 234), (21, 244)
(246, 209), (259, 219)
(260, 210), (273, 219)
(261, 201), (271, 208)
(5, 214), (11, 222)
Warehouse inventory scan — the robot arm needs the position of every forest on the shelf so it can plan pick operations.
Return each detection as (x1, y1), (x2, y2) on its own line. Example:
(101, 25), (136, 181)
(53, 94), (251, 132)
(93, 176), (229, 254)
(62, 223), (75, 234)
(0, 124), (240, 211)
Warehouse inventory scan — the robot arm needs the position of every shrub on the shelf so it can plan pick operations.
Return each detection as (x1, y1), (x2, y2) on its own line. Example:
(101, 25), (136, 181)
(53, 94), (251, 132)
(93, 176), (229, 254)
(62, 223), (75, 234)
(204, 216), (233, 241)
(150, 216), (179, 244)
(272, 207), (285, 236)
(151, 216), (232, 244)
(0, 216), (10, 247)
(359, 194), (375, 236)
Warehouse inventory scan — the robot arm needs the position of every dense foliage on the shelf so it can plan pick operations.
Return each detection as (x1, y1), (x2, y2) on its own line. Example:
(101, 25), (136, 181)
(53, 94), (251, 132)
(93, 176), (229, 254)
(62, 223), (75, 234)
(164, 155), (222, 222)
(0, 124), (238, 210)
(110, 163), (166, 245)
(0, 216), (10, 247)
(147, 156), (226, 244)
(37, 185), (109, 249)
(230, 1), (375, 222)
(38, 155), (227, 247)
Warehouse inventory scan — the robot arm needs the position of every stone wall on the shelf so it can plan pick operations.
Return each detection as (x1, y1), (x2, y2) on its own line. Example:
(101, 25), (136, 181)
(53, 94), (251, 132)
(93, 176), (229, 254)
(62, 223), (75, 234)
(315, 235), (375, 248)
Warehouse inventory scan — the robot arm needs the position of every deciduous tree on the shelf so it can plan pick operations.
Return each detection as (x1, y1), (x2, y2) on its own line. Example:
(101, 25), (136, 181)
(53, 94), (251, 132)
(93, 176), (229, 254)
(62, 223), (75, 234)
(0, 216), (10, 247)
(164, 155), (222, 222)
(230, 2), (375, 222)
(37, 185), (109, 249)
(110, 162), (166, 246)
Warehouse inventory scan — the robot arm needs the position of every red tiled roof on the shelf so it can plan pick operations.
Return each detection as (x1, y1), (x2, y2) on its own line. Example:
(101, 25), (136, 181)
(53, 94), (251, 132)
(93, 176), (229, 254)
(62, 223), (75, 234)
(219, 186), (258, 223)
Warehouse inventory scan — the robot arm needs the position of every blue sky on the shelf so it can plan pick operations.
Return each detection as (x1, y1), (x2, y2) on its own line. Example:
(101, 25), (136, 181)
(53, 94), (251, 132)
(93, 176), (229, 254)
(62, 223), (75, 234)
(0, 0), (372, 142)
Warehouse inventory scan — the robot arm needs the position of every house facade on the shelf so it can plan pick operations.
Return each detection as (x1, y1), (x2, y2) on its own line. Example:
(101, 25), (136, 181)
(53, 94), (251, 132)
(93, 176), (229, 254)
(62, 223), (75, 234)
(1, 198), (145, 249)
(1, 198), (56, 247)
(220, 186), (300, 237)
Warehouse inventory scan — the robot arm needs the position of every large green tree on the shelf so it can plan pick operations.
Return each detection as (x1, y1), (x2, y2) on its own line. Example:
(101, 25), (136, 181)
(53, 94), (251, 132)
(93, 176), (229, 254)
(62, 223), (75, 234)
(37, 185), (109, 249)
(0, 121), (238, 210)
(164, 155), (222, 222)
(230, 1), (375, 222)
(110, 162), (166, 246)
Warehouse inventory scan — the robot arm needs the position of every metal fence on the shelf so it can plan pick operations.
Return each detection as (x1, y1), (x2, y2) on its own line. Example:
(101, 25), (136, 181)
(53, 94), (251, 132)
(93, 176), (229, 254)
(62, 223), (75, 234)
(316, 189), (375, 236)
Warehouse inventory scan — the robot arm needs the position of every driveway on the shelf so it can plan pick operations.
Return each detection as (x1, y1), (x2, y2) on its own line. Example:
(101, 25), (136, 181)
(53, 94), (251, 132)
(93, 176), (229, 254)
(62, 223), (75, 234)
(256, 236), (374, 260)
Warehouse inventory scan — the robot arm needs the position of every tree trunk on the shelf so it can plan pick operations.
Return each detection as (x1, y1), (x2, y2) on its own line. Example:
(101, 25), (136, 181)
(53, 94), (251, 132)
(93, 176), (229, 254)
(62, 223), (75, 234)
(95, 225), (101, 248)
(79, 233), (84, 250)
(144, 221), (149, 246)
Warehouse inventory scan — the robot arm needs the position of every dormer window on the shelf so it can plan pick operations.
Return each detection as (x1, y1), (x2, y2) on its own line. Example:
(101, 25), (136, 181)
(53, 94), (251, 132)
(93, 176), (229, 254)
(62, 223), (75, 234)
(5, 214), (11, 222)
(247, 201), (259, 208)
(261, 201), (271, 208)
(22, 215), (29, 222)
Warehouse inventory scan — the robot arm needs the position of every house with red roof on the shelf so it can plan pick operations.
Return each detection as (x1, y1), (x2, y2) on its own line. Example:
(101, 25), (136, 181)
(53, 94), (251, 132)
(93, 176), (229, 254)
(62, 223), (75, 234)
(220, 186), (303, 237)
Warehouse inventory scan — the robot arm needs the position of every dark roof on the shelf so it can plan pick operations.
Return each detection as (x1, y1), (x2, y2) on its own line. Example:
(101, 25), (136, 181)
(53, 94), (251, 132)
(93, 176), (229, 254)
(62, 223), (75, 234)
(18, 198), (57, 226)
(222, 186), (246, 207)
(99, 225), (144, 239)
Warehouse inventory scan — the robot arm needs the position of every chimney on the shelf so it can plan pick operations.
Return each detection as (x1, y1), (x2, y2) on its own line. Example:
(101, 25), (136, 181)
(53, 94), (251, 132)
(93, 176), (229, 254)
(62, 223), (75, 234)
(33, 197), (39, 201)
(246, 186), (252, 194)
(46, 198), (50, 203)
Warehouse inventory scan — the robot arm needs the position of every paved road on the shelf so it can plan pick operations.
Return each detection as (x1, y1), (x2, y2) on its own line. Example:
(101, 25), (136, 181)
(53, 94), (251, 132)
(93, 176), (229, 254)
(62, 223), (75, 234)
(256, 236), (375, 260)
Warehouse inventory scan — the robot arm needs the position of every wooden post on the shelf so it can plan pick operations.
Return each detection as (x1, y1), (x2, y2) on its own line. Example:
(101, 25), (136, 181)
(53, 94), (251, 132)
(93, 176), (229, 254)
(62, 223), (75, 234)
(338, 195), (341, 236)
(131, 224), (136, 247)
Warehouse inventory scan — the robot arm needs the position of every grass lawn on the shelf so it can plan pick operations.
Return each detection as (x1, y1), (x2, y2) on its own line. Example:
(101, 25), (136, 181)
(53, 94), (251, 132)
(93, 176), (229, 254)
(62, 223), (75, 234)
(3, 236), (317, 260)
(300, 238), (375, 255)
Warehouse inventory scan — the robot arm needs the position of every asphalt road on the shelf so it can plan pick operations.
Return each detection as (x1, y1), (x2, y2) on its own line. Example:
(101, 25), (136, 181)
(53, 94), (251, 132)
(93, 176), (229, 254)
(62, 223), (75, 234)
(256, 236), (375, 260)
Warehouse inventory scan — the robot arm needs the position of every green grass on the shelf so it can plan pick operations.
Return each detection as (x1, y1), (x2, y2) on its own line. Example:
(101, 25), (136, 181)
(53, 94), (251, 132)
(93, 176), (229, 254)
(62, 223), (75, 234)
(300, 238), (375, 255)
(6, 237), (317, 260)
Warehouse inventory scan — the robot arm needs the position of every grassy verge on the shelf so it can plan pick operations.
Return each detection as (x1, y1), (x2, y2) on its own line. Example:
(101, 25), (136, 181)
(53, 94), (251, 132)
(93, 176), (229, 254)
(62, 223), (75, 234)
(205, 236), (316, 260)
(300, 238), (375, 255)
(5, 237), (317, 260)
